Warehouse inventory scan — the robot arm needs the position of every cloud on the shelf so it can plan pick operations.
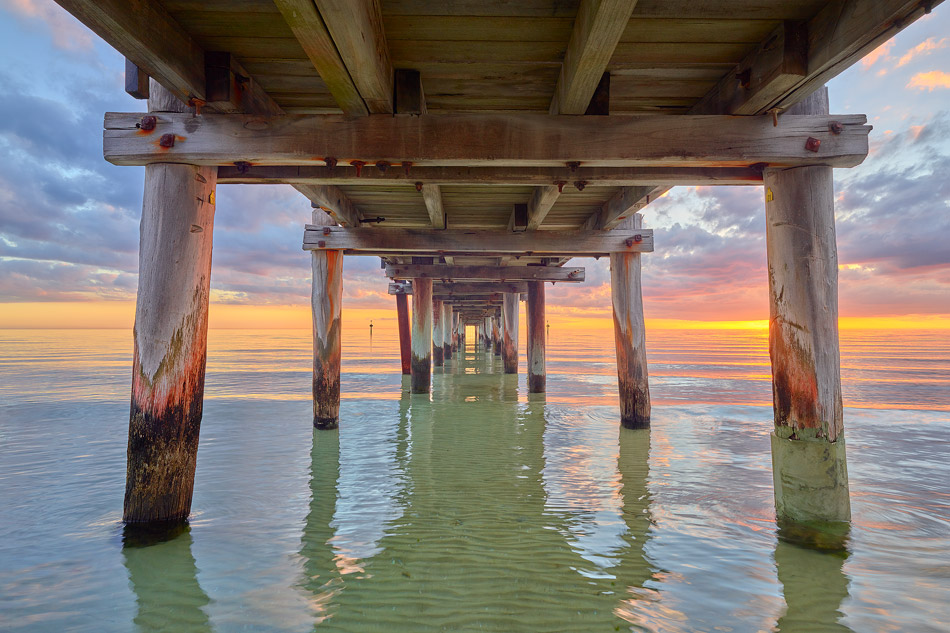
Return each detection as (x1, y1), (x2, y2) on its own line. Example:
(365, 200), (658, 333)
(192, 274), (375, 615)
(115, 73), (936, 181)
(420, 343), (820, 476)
(897, 37), (949, 66)
(1, 0), (93, 51)
(861, 39), (895, 69)
(907, 70), (950, 90)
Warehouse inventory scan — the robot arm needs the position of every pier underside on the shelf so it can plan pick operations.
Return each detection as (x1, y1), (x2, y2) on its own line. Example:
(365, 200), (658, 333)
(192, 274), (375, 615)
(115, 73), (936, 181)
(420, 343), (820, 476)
(55, 0), (939, 531)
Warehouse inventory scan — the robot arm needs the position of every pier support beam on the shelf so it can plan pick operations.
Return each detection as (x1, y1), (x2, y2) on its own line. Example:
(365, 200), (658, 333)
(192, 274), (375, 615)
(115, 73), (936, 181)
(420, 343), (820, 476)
(411, 278), (433, 393)
(311, 210), (343, 430)
(764, 87), (850, 524)
(502, 293), (519, 374)
(526, 281), (546, 392)
(443, 303), (453, 360)
(124, 83), (216, 524)
(493, 314), (501, 356)
(396, 293), (411, 375)
(433, 299), (445, 367)
(610, 215), (651, 429)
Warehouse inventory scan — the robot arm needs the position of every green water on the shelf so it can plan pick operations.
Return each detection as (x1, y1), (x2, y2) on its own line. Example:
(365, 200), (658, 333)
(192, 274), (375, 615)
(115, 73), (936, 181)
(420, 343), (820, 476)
(1, 329), (948, 632)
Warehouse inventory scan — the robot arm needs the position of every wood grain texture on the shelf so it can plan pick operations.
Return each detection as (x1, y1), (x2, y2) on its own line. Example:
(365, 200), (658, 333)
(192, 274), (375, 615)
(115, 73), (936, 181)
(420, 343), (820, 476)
(304, 227), (653, 256)
(432, 298), (445, 366)
(311, 210), (343, 429)
(492, 314), (502, 356)
(443, 303), (453, 359)
(421, 184), (446, 229)
(502, 292), (520, 374)
(765, 88), (842, 442)
(610, 215), (651, 428)
(410, 277), (433, 393)
(551, 0), (639, 114)
(272, 0), (368, 115)
(125, 156), (216, 523)
(314, 0), (393, 113)
(396, 292), (411, 375)
(386, 264), (585, 282)
(295, 184), (362, 227)
(526, 281), (546, 392)
(104, 112), (871, 168)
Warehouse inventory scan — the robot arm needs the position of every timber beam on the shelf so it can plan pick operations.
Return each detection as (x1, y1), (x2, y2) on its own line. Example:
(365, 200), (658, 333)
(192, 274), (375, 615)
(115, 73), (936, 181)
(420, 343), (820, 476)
(390, 282), (530, 296)
(218, 165), (764, 187)
(294, 184), (363, 228)
(386, 264), (585, 282)
(104, 113), (870, 168)
(303, 227), (653, 257)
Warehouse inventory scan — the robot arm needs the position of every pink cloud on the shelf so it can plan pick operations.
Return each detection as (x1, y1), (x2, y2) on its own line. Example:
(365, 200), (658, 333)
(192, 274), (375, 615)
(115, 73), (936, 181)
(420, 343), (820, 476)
(861, 39), (894, 69)
(897, 37), (949, 67)
(907, 70), (950, 90)
(1, 0), (94, 51)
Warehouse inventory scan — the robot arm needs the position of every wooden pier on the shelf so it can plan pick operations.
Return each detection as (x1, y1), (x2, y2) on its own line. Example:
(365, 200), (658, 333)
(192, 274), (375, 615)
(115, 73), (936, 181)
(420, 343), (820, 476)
(51, 0), (940, 528)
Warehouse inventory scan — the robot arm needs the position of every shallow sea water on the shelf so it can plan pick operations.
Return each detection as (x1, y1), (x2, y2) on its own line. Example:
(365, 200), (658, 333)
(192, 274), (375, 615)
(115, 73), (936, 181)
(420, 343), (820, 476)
(0, 326), (948, 632)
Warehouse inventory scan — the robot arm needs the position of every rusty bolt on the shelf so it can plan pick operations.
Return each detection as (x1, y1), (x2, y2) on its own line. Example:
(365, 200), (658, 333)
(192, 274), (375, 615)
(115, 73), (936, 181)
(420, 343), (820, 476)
(317, 240), (326, 248)
(415, 181), (423, 192)
(234, 161), (251, 174)
(401, 161), (412, 176)
(634, 233), (643, 243)
(829, 121), (844, 135)
(137, 115), (157, 131)
(574, 180), (587, 191)
(324, 157), (338, 169)
(567, 161), (581, 172)
(159, 133), (175, 148)
(322, 226), (331, 236)
(554, 180), (566, 193)
(188, 97), (206, 116)
(376, 160), (390, 173)
(805, 137), (821, 152)
(351, 160), (366, 176)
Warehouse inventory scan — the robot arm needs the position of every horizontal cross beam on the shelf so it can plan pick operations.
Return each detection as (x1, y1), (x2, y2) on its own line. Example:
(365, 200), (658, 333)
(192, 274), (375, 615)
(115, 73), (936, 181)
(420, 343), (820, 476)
(390, 282), (530, 295)
(303, 227), (652, 257)
(218, 165), (764, 187)
(104, 112), (869, 168)
(386, 264), (585, 282)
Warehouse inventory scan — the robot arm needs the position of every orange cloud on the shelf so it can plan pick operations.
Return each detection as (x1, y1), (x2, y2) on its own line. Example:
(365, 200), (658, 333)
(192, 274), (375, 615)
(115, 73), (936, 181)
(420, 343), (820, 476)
(907, 70), (950, 90)
(861, 39), (894, 69)
(897, 37), (949, 67)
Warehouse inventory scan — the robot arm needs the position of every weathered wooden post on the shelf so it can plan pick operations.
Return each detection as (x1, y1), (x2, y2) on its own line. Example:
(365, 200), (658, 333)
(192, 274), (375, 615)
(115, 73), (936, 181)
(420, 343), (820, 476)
(124, 82), (217, 524)
(610, 214), (651, 429)
(433, 298), (445, 367)
(502, 292), (519, 374)
(764, 87), (850, 524)
(492, 313), (501, 357)
(526, 281), (546, 392)
(452, 310), (460, 352)
(396, 292), (411, 375)
(311, 209), (343, 430)
(411, 278), (433, 393)
(443, 303), (453, 360)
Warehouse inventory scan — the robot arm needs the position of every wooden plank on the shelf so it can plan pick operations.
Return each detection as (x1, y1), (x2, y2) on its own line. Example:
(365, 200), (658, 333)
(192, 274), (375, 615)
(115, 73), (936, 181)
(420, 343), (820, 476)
(294, 184), (362, 227)
(204, 52), (284, 116)
(386, 264), (585, 282)
(421, 184), (446, 229)
(390, 282), (530, 295)
(304, 227), (653, 256)
(125, 59), (149, 99)
(54, 0), (206, 104)
(394, 68), (427, 114)
(219, 165), (763, 186)
(314, 0), (393, 113)
(583, 185), (654, 229)
(272, 0), (368, 116)
(105, 112), (871, 168)
(527, 185), (562, 230)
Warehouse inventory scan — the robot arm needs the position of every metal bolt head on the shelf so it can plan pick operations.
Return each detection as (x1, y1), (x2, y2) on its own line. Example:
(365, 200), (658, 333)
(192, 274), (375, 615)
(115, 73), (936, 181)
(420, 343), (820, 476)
(324, 157), (338, 169)
(805, 137), (821, 152)
(829, 121), (844, 135)
(138, 115), (157, 131)
(574, 180), (587, 191)
(317, 240), (326, 248)
(634, 233), (643, 243)
(159, 133), (175, 148)
(322, 226), (331, 236)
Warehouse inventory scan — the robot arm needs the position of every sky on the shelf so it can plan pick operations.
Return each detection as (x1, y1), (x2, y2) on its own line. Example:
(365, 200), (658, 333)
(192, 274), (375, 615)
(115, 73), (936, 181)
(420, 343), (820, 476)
(0, 1), (948, 328)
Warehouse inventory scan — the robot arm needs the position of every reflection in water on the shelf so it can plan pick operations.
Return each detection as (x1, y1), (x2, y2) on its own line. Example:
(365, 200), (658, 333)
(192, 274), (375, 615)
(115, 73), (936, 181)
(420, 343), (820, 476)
(775, 535), (854, 632)
(122, 524), (211, 633)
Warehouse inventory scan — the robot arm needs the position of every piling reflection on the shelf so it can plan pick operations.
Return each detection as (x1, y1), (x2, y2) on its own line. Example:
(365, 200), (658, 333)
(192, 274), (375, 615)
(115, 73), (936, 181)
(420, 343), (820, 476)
(122, 523), (211, 633)
(774, 524), (854, 632)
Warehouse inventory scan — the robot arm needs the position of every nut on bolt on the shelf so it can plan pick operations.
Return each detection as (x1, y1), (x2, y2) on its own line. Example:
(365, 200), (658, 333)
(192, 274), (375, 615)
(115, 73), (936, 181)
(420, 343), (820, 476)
(829, 121), (844, 135)
(805, 137), (821, 152)
(159, 133), (175, 148)
(137, 115), (157, 131)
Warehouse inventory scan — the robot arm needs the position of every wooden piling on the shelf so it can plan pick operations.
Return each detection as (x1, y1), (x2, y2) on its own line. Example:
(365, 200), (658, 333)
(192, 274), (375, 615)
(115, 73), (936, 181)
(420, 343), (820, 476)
(451, 310), (460, 352)
(610, 215), (651, 429)
(526, 281), (546, 392)
(502, 293), (519, 374)
(396, 293), (411, 375)
(411, 278), (433, 393)
(764, 87), (850, 523)
(443, 303), (453, 360)
(311, 210), (343, 430)
(492, 314), (501, 356)
(124, 82), (215, 524)
(433, 299), (445, 367)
